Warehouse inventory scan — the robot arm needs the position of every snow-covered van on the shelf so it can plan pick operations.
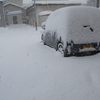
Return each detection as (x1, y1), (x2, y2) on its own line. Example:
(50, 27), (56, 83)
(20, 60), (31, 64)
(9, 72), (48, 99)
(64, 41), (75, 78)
(41, 6), (100, 57)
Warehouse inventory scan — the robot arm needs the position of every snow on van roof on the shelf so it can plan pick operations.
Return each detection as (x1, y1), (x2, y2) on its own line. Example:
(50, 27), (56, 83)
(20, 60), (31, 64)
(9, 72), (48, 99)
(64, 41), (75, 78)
(45, 6), (100, 45)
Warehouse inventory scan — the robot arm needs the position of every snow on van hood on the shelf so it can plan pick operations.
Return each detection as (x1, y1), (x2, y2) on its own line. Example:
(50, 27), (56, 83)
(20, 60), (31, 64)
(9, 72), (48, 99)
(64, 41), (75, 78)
(45, 6), (100, 46)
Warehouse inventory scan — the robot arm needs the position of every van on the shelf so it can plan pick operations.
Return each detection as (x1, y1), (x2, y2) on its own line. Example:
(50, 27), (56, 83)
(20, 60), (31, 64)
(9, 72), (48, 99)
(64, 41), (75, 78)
(41, 6), (100, 57)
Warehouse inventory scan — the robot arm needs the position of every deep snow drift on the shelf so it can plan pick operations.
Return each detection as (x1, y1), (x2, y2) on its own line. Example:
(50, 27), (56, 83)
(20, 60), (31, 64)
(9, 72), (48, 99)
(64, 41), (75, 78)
(0, 24), (100, 100)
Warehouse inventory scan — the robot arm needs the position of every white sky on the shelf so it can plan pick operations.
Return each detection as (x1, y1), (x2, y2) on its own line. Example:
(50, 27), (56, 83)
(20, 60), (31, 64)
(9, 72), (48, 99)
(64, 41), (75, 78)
(23, 0), (88, 4)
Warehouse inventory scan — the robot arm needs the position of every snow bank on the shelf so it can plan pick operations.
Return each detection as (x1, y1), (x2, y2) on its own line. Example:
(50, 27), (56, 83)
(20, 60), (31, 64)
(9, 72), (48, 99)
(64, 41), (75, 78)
(45, 6), (100, 46)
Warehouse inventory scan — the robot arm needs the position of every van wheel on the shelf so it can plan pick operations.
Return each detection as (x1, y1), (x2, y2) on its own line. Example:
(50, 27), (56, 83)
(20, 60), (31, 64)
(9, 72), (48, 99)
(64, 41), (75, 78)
(57, 43), (64, 54)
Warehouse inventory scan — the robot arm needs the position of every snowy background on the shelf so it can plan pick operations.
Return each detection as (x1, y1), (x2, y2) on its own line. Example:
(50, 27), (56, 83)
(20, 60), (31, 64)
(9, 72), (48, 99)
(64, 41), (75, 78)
(0, 24), (100, 100)
(23, 0), (88, 4)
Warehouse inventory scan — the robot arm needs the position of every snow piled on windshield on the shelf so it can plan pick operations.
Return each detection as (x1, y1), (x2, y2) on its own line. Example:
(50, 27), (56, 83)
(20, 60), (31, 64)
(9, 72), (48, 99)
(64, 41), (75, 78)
(45, 6), (100, 46)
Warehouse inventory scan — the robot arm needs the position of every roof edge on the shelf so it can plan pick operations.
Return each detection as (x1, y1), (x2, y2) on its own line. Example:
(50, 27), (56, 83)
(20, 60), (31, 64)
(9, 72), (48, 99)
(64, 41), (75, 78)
(3, 2), (25, 10)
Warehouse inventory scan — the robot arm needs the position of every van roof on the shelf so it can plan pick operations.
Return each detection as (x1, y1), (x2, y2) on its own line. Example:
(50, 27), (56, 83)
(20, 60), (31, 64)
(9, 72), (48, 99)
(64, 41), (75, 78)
(46, 6), (100, 44)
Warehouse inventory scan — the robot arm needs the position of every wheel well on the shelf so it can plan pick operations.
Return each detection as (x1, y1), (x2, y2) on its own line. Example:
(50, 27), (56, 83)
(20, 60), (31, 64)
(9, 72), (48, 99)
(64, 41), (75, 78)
(56, 37), (63, 51)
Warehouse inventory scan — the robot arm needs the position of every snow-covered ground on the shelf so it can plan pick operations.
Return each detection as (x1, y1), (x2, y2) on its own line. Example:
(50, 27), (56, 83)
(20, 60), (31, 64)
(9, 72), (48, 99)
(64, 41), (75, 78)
(0, 24), (100, 100)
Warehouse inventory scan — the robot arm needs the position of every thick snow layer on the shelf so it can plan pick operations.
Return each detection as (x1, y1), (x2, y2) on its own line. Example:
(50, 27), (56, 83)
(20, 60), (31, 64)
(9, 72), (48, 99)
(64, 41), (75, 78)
(1, 24), (100, 100)
(7, 11), (22, 15)
(39, 11), (52, 16)
(45, 6), (100, 46)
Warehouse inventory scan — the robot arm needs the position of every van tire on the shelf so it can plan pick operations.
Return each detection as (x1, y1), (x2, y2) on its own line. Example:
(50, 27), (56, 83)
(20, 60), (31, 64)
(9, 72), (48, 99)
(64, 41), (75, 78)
(57, 42), (64, 54)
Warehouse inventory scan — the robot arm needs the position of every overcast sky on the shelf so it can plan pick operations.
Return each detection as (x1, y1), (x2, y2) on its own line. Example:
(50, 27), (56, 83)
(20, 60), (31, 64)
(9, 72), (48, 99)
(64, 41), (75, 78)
(23, 0), (88, 4)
